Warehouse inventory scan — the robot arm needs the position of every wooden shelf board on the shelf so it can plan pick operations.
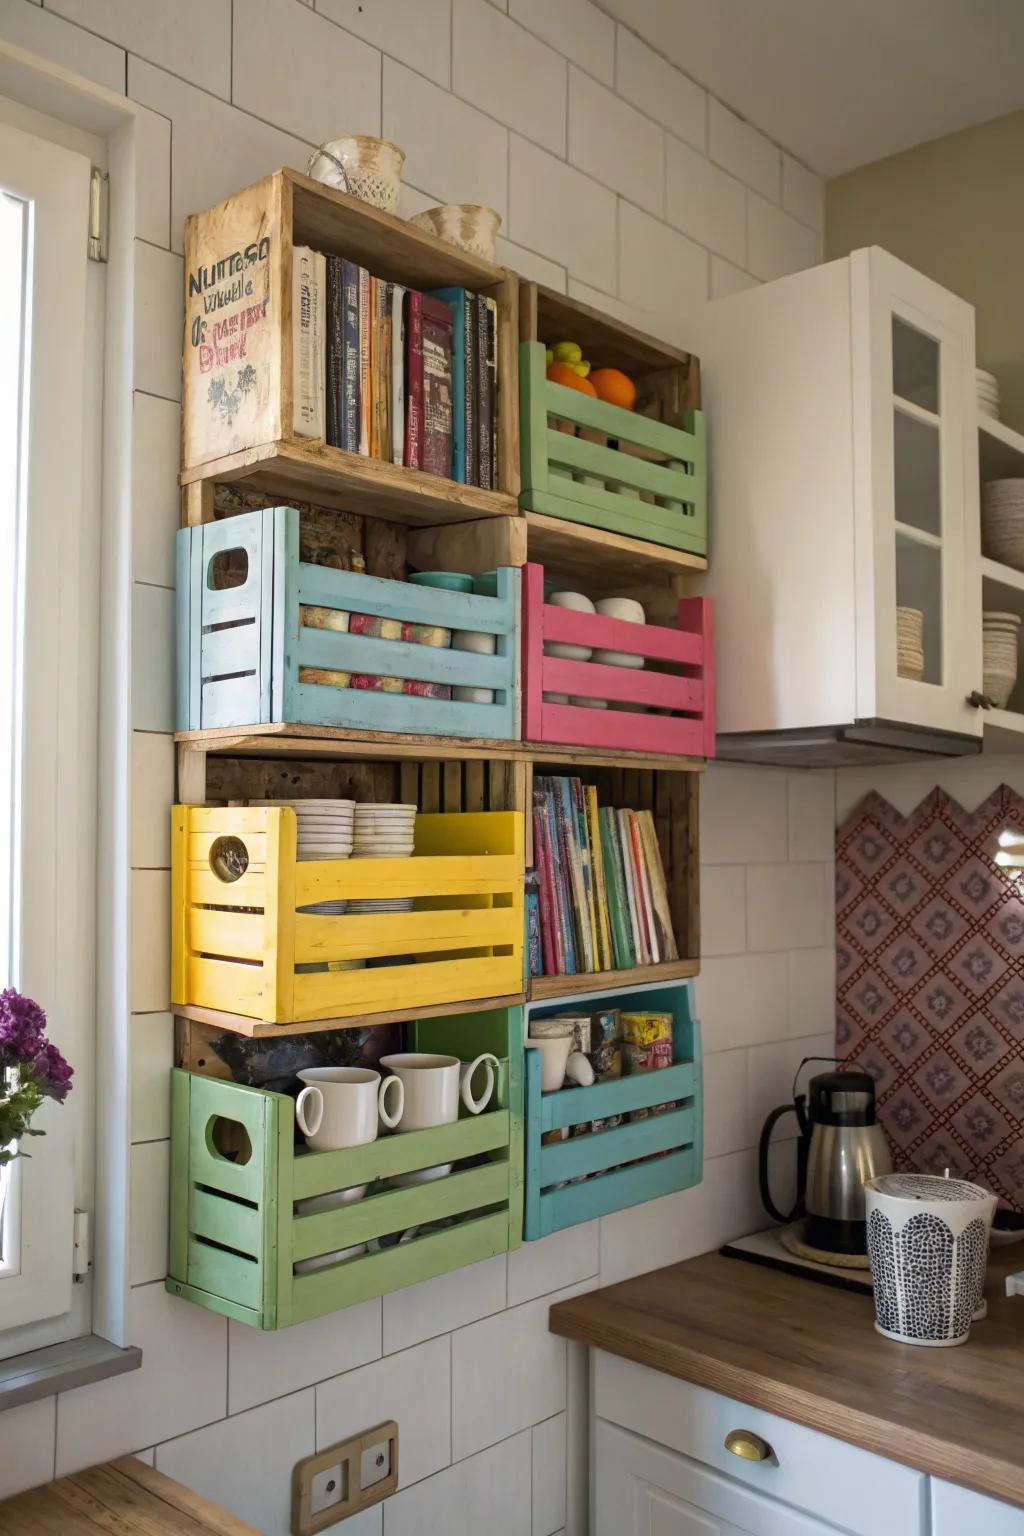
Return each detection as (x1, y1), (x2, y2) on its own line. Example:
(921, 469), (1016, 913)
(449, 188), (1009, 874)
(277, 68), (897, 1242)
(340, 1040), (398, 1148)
(981, 556), (1024, 595)
(530, 281), (694, 376)
(979, 413), (1024, 479)
(175, 723), (706, 774)
(180, 438), (517, 528)
(529, 959), (699, 1001)
(524, 510), (707, 588)
(175, 992), (527, 1040)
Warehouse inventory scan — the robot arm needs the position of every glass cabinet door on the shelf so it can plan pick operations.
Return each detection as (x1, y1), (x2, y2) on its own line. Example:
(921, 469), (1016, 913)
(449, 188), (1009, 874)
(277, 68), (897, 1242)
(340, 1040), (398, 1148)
(859, 248), (981, 737)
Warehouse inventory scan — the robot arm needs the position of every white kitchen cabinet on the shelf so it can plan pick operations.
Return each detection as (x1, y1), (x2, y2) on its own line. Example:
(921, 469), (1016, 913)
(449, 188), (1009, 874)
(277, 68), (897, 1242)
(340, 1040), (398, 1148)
(932, 1480), (1024, 1535)
(689, 246), (983, 763)
(592, 1352), (925, 1536)
(595, 1420), (868, 1536)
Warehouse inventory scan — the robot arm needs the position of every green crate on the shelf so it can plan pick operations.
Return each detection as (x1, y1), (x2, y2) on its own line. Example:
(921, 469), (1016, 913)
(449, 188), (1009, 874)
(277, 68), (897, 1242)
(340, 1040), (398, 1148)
(167, 1009), (523, 1329)
(519, 341), (707, 556)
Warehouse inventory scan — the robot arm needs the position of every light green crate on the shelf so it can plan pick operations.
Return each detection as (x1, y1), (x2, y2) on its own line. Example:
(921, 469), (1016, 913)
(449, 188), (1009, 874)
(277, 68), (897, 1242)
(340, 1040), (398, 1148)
(519, 341), (707, 556)
(167, 1009), (523, 1329)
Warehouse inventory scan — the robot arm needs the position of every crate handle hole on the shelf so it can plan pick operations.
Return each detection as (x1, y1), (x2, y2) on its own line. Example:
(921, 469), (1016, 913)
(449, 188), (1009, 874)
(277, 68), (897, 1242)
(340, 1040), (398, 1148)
(207, 548), (249, 590)
(205, 1115), (253, 1165)
(209, 835), (249, 882)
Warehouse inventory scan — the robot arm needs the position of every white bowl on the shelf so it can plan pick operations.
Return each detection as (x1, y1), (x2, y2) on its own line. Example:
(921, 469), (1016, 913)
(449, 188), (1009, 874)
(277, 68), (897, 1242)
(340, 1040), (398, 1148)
(595, 596), (645, 624)
(453, 630), (496, 655)
(546, 590), (595, 662)
(294, 1242), (367, 1275)
(543, 693), (569, 704)
(295, 1186), (368, 1213)
(591, 648), (644, 669)
(454, 685), (495, 703)
(571, 697), (608, 709)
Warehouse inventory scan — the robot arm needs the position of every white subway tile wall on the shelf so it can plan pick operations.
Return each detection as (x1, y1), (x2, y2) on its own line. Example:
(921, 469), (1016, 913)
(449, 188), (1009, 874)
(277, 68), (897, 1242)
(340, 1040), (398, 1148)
(8, 0), (826, 1526)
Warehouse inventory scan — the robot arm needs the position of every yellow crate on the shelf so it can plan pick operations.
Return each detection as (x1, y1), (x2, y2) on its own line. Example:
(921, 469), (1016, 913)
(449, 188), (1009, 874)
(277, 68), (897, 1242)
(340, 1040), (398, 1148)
(171, 806), (525, 1024)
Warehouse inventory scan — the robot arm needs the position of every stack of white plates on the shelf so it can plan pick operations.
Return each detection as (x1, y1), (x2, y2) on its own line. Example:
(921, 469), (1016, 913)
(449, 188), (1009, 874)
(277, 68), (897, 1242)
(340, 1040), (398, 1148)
(896, 605), (924, 681)
(983, 610), (1021, 708)
(982, 480), (1024, 571)
(977, 368), (1000, 420)
(250, 798), (354, 915)
(350, 802), (418, 915)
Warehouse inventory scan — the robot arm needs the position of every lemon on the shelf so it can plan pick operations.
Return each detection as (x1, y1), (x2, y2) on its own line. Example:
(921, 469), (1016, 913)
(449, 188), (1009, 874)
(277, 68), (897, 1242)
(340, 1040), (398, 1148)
(552, 341), (582, 364)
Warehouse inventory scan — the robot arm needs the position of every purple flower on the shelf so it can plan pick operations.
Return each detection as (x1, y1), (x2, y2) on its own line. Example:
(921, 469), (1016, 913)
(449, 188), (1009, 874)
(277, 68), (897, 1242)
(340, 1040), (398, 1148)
(0, 988), (47, 1064)
(32, 1041), (73, 1103)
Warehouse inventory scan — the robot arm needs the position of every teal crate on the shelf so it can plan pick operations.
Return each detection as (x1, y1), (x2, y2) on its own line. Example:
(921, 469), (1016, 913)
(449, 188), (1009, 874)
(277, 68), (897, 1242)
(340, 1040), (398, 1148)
(523, 982), (702, 1240)
(519, 341), (707, 557)
(168, 1008), (523, 1329)
(177, 505), (521, 740)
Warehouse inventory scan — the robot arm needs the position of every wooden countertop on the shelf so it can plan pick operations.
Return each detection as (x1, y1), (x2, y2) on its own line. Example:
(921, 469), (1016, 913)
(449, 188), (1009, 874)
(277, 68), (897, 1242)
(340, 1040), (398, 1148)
(0, 1457), (259, 1534)
(549, 1249), (1024, 1508)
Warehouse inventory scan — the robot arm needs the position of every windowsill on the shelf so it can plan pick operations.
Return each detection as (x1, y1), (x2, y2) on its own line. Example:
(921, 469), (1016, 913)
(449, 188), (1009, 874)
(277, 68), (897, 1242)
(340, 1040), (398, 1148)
(0, 1334), (141, 1411)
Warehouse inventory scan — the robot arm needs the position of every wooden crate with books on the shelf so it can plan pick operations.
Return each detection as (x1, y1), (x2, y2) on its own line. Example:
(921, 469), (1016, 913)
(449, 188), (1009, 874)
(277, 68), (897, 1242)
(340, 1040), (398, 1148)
(181, 168), (518, 527)
(525, 763), (699, 999)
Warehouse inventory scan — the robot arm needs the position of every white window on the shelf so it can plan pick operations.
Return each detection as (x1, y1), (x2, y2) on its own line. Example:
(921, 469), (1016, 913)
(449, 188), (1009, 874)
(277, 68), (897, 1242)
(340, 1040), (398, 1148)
(0, 117), (99, 1341)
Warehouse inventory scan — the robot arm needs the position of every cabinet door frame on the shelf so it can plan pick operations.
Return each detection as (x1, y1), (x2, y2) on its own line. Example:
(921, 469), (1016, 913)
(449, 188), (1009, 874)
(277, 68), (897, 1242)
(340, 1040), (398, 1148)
(852, 247), (981, 737)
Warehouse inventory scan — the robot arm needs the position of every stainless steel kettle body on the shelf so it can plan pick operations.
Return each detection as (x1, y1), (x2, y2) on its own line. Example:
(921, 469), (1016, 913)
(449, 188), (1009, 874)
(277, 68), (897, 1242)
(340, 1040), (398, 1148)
(758, 1066), (892, 1256)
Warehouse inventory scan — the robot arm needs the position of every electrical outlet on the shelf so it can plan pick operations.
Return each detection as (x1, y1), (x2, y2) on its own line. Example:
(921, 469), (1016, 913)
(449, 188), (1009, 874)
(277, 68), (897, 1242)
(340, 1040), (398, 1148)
(292, 1422), (399, 1535)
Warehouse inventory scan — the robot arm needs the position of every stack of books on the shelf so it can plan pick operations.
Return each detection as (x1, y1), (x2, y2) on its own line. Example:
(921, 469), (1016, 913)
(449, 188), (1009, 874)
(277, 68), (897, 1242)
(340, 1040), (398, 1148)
(529, 776), (679, 978)
(291, 246), (497, 487)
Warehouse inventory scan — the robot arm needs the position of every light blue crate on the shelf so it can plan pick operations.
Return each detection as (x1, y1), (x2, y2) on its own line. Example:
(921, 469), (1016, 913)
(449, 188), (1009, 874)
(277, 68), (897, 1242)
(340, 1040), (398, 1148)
(523, 981), (703, 1240)
(177, 505), (521, 741)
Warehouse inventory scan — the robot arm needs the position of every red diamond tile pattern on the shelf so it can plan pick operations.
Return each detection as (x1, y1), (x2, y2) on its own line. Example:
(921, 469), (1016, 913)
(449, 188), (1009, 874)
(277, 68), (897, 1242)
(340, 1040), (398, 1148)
(837, 786), (1024, 1210)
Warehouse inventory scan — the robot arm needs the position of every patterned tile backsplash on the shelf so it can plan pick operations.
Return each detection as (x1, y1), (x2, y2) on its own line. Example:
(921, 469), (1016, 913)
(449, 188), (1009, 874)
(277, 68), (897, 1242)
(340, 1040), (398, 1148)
(836, 786), (1024, 1211)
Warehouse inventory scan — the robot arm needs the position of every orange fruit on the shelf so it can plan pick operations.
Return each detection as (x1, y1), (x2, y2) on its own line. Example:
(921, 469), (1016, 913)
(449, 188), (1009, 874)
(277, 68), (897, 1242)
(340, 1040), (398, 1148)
(547, 361), (598, 395)
(590, 367), (637, 410)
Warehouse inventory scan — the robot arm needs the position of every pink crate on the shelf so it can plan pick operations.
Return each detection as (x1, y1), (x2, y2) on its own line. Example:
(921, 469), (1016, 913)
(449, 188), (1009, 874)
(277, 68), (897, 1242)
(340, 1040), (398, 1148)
(521, 564), (715, 758)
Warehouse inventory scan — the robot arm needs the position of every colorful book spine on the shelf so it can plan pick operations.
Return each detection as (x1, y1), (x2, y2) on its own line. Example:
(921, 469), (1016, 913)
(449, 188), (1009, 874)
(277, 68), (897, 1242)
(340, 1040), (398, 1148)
(618, 808), (645, 963)
(427, 288), (467, 482)
(606, 808), (636, 967)
(638, 810), (679, 960)
(391, 283), (406, 466)
(586, 785), (612, 971)
(325, 255), (343, 448)
(526, 873), (543, 977)
(629, 811), (658, 964)
(540, 778), (576, 973)
(571, 777), (599, 971)
(341, 259), (360, 452)
(357, 266), (371, 456)
(291, 246), (325, 440)
(404, 289), (423, 469)
(421, 295), (454, 479)
(465, 294), (478, 487)
(485, 295), (498, 489)
(557, 777), (591, 971)
(477, 293), (493, 490)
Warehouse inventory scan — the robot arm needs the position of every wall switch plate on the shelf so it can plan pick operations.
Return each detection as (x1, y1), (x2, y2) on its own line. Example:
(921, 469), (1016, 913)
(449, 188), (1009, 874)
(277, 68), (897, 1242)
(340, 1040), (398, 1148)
(293, 1421), (399, 1535)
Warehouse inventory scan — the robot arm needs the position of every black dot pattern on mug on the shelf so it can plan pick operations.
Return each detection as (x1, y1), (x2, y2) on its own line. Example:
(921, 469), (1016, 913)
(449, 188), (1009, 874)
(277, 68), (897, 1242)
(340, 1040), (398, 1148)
(869, 1210), (989, 1341)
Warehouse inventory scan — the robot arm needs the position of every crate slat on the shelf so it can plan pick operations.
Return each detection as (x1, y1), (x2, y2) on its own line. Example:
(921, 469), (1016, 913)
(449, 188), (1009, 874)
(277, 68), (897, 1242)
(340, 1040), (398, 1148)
(167, 1007), (523, 1329)
(523, 982), (703, 1240)
(178, 506), (520, 741)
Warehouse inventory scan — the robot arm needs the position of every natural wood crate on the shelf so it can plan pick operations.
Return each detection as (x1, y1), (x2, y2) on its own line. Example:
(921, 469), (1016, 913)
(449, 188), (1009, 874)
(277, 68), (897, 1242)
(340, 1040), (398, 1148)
(171, 804), (524, 1025)
(523, 981), (702, 1239)
(525, 759), (700, 997)
(177, 504), (521, 741)
(181, 168), (519, 526)
(519, 342), (707, 555)
(521, 563), (715, 757)
(167, 1008), (523, 1329)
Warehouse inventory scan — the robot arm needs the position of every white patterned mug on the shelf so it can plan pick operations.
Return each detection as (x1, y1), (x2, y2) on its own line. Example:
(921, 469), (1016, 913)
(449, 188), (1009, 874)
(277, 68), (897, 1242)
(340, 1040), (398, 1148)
(295, 1066), (404, 1152)
(378, 1052), (499, 1131)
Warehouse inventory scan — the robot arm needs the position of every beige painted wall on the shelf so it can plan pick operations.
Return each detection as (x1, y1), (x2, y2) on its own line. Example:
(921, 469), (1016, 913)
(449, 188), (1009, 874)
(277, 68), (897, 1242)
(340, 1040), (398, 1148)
(827, 109), (1024, 433)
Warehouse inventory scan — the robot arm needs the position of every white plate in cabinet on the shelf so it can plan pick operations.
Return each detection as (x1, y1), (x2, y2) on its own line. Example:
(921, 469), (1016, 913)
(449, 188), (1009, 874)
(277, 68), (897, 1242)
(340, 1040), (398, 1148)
(688, 247), (982, 752)
(595, 1420), (874, 1536)
(592, 1352), (926, 1536)
(932, 1480), (1024, 1535)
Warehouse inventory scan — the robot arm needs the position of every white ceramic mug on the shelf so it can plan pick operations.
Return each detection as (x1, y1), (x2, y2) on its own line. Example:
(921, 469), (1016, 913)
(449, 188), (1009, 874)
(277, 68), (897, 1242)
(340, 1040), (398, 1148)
(378, 1052), (499, 1131)
(295, 1066), (404, 1152)
(525, 1034), (573, 1092)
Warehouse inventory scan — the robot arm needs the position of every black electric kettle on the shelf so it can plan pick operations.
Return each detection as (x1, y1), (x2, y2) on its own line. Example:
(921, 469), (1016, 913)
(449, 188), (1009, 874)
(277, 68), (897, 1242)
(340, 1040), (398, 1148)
(758, 1057), (892, 1257)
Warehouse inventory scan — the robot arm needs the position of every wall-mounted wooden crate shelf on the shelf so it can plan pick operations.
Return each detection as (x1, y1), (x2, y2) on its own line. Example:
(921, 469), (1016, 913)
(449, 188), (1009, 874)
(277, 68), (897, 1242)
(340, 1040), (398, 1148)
(177, 506), (521, 741)
(518, 282), (706, 557)
(525, 759), (700, 998)
(521, 563), (715, 758)
(168, 1008), (523, 1329)
(171, 804), (524, 1028)
(523, 981), (702, 1238)
(182, 168), (518, 528)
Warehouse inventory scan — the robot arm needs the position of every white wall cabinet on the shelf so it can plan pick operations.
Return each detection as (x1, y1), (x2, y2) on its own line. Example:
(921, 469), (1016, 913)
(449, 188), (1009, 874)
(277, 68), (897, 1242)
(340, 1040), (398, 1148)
(691, 246), (983, 762)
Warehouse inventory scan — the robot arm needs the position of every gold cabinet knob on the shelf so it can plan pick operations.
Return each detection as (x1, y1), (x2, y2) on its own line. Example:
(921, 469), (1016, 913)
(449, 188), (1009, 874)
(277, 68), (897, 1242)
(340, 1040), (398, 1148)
(724, 1429), (772, 1463)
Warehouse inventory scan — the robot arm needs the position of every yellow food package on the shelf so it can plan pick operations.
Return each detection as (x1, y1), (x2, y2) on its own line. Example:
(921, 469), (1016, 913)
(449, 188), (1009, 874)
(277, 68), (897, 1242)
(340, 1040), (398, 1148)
(619, 1011), (673, 1046)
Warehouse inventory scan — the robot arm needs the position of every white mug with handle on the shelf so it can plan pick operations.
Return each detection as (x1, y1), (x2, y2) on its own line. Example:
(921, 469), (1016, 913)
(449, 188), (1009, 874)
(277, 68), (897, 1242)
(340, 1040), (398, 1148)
(379, 1051), (501, 1185)
(295, 1066), (404, 1152)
